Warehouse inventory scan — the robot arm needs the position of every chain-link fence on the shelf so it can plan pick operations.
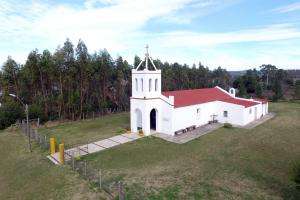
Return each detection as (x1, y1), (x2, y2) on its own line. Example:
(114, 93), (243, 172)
(65, 149), (126, 199)
(18, 120), (49, 150)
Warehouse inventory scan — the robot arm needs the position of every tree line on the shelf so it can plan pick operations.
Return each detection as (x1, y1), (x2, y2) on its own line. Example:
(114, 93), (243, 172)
(233, 64), (298, 101)
(0, 39), (298, 129)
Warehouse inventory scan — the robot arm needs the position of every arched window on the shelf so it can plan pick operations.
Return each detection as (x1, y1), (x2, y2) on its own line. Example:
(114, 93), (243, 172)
(149, 79), (152, 92)
(155, 79), (158, 91)
(141, 78), (143, 91)
(135, 78), (138, 91)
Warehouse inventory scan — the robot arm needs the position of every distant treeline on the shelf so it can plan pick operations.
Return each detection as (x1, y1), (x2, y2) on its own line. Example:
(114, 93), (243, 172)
(0, 39), (299, 129)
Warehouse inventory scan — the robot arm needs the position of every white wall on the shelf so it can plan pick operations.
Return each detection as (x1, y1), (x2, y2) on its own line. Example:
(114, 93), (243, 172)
(172, 100), (269, 132)
(243, 105), (258, 125)
(172, 101), (217, 133)
(131, 69), (161, 99)
(215, 101), (246, 125)
(130, 95), (174, 136)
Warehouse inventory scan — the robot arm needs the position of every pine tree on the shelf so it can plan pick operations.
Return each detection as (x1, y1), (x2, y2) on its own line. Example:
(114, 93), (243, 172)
(255, 83), (263, 98)
(238, 79), (247, 97)
(272, 79), (283, 101)
(2, 57), (20, 96)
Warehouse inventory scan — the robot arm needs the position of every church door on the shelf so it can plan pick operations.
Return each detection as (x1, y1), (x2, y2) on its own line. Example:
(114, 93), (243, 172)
(150, 109), (156, 130)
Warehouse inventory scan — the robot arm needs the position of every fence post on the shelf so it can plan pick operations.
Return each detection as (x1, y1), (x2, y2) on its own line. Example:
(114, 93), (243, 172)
(72, 151), (75, 171)
(37, 118), (40, 128)
(34, 129), (38, 141)
(84, 160), (87, 177)
(77, 147), (80, 157)
(118, 181), (124, 200)
(99, 169), (102, 189)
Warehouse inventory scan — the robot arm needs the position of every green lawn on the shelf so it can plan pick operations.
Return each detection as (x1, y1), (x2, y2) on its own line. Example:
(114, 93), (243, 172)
(38, 112), (129, 148)
(0, 129), (103, 200)
(81, 102), (300, 199)
(1, 102), (299, 199)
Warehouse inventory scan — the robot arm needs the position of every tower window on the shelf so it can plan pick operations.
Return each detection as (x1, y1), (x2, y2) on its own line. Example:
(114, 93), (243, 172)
(141, 78), (143, 91)
(135, 78), (138, 91)
(155, 79), (158, 91)
(149, 79), (152, 92)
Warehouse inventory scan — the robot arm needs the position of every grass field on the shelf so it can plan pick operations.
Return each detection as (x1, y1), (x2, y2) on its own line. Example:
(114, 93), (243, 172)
(81, 102), (300, 199)
(0, 129), (102, 200)
(38, 112), (129, 148)
(1, 102), (299, 199)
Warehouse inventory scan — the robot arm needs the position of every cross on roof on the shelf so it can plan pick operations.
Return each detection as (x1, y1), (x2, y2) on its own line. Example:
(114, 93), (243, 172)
(135, 45), (158, 71)
(145, 44), (149, 57)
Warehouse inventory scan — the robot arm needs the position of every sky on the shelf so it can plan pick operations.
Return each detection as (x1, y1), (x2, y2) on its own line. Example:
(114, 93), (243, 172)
(1, 0), (300, 70)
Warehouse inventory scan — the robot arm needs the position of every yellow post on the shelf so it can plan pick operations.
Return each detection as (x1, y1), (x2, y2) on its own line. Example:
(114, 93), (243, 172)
(50, 137), (56, 155)
(59, 143), (65, 165)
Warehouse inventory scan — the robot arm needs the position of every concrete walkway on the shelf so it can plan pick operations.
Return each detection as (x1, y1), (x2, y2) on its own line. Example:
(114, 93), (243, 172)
(48, 132), (144, 165)
(153, 123), (223, 144)
(153, 113), (275, 144)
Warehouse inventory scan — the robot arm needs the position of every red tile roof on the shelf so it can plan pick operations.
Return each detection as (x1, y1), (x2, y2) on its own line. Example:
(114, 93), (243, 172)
(253, 98), (268, 104)
(162, 87), (259, 108)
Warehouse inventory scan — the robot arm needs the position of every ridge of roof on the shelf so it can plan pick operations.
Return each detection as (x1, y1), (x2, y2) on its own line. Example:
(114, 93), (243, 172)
(162, 87), (260, 108)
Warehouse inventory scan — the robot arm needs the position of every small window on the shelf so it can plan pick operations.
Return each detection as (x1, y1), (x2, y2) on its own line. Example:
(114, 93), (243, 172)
(197, 108), (201, 115)
(249, 108), (252, 114)
(135, 78), (138, 91)
(141, 78), (143, 91)
(223, 111), (228, 118)
(149, 79), (152, 92)
(155, 79), (158, 91)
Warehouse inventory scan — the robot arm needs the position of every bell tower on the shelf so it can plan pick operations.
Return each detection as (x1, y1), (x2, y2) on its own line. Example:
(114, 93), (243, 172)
(131, 45), (161, 98)
(130, 45), (162, 135)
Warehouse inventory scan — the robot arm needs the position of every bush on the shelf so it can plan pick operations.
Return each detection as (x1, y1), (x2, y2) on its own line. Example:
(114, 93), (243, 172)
(29, 104), (47, 123)
(223, 123), (233, 128)
(116, 127), (126, 134)
(0, 101), (24, 130)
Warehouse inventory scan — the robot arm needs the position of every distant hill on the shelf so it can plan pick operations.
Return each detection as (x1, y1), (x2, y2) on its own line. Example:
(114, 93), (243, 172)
(228, 71), (246, 78)
(229, 69), (300, 79)
(286, 69), (300, 78)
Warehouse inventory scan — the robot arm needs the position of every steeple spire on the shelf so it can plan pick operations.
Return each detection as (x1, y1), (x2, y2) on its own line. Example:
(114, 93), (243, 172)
(145, 44), (149, 56)
(145, 44), (149, 70)
(136, 45), (157, 71)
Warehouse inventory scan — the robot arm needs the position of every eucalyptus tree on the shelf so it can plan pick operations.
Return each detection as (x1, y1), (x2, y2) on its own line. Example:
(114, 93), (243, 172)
(75, 39), (91, 118)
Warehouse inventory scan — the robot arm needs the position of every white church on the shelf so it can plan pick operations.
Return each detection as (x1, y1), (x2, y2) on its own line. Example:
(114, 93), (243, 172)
(130, 47), (268, 136)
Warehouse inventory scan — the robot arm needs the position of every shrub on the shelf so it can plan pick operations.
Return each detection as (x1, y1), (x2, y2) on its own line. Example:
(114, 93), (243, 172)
(116, 127), (126, 134)
(29, 104), (47, 123)
(223, 123), (233, 128)
(0, 101), (24, 130)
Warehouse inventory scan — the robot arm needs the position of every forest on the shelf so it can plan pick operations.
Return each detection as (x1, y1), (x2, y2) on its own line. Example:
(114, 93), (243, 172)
(0, 39), (299, 129)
